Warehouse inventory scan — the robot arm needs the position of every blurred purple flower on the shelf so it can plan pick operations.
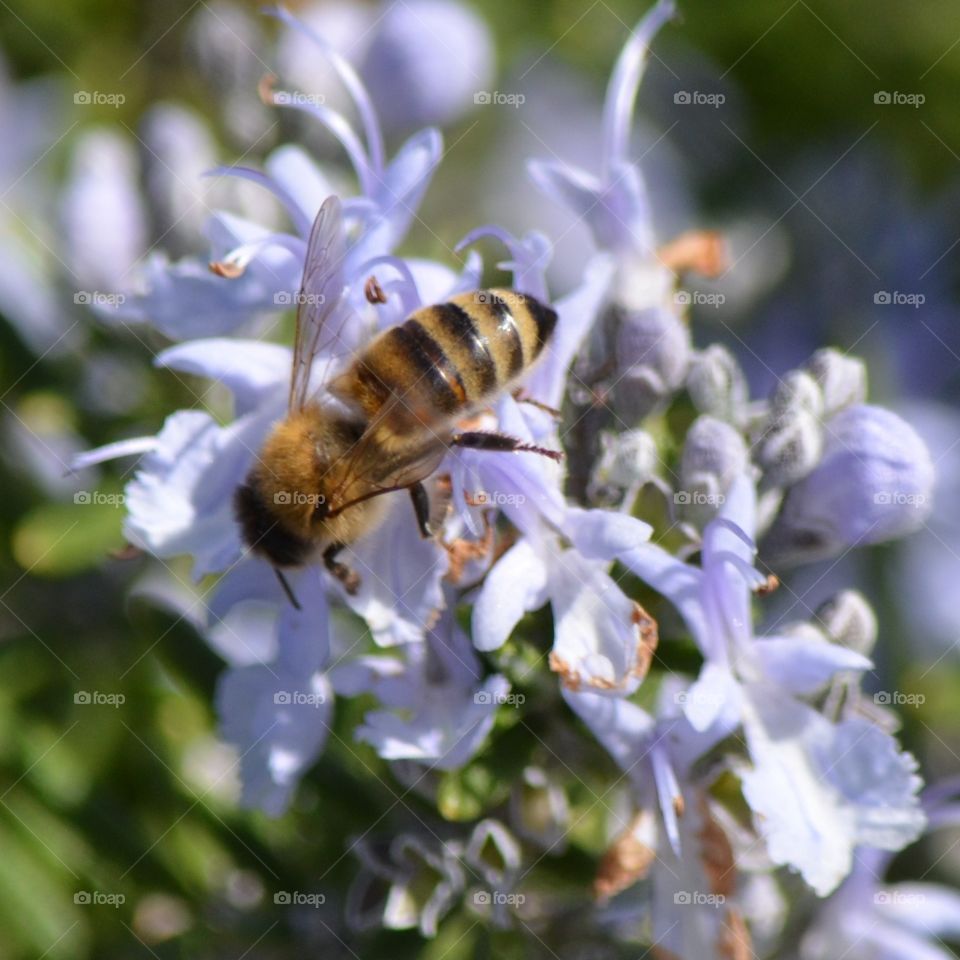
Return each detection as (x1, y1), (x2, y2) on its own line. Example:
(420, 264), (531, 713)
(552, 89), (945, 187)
(764, 403), (935, 566)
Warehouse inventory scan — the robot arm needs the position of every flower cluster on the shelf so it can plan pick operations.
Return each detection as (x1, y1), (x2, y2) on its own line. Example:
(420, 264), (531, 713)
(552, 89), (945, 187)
(76, 3), (944, 957)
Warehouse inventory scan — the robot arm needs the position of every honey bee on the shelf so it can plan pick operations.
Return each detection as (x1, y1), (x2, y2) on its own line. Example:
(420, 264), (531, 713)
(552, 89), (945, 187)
(234, 196), (560, 603)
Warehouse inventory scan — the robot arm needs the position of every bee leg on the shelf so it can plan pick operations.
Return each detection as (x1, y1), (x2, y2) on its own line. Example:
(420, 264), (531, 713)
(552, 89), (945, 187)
(512, 389), (562, 420)
(323, 542), (361, 595)
(451, 431), (563, 462)
(408, 482), (433, 538)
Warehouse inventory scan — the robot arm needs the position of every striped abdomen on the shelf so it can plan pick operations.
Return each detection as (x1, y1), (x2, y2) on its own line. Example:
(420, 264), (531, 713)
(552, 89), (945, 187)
(338, 289), (557, 430)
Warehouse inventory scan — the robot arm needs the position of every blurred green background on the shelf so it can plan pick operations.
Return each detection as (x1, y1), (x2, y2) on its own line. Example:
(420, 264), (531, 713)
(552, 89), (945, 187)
(0, 1), (958, 957)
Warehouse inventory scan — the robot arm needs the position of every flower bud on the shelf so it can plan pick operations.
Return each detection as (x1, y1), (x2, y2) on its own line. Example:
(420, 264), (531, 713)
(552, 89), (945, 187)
(613, 304), (691, 423)
(805, 348), (867, 417)
(762, 404), (934, 566)
(755, 372), (825, 487)
(361, 0), (495, 133)
(686, 344), (749, 426)
(815, 590), (877, 656)
(588, 429), (658, 505)
(677, 416), (749, 528)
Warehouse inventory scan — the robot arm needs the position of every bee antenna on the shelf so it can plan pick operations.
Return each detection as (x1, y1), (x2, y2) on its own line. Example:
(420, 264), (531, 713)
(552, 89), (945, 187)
(274, 568), (302, 610)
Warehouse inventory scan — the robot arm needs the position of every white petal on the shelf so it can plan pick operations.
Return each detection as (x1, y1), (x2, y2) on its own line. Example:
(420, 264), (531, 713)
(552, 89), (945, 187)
(740, 685), (924, 896)
(550, 552), (652, 696)
(472, 539), (549, 652)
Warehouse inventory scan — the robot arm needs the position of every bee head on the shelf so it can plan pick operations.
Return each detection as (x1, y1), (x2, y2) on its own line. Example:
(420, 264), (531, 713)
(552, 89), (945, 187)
(233, 480), (313, 567)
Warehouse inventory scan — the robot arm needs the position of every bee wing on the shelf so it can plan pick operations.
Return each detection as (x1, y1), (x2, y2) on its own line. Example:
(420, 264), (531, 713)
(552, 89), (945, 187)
(289, 195), (350, 411)
(328, 404), (450, 518)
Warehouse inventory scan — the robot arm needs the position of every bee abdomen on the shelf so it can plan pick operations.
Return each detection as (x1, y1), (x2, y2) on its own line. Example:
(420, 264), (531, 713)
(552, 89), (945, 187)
(344, 289), (557, 426)
(420, 289), (557, 403)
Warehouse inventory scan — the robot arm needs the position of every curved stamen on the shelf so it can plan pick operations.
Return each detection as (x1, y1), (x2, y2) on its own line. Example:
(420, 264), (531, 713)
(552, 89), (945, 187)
(265, 5), (386, 177)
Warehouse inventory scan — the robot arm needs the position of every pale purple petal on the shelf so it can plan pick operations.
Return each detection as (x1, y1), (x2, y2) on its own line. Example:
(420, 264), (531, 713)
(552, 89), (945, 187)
(156, 338), (290, 416)
(341, 496), (448, 646)
(562, 688), (653, 780)
(753, 635), (872, 694)
(124, 405), (281, 578)
(525, 253), (615, 408)
(216, 663), (332, 816)
(69, 435), (159, 472)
